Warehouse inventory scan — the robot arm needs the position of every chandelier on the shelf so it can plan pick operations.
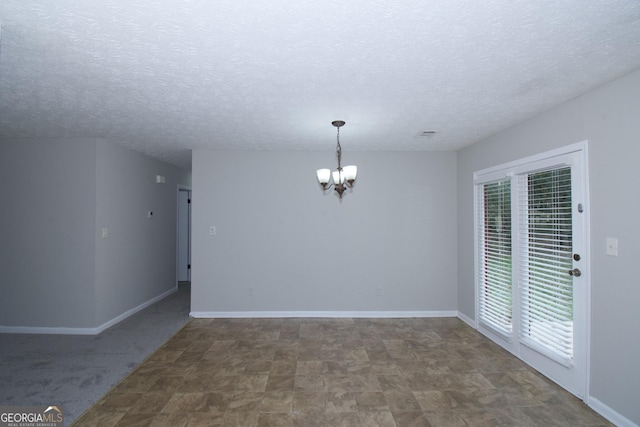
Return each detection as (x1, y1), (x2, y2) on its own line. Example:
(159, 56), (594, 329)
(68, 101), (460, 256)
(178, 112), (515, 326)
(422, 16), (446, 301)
(316, 120), (357, 199)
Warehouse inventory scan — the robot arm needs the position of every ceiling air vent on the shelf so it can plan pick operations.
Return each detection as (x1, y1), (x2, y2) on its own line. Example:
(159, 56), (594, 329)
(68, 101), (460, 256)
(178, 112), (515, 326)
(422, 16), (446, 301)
(416, 130), (438, 137)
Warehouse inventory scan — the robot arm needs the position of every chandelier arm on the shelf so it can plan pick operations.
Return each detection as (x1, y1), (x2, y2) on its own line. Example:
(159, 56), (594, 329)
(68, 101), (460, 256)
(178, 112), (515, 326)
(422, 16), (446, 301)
(320, 182), (334, 191)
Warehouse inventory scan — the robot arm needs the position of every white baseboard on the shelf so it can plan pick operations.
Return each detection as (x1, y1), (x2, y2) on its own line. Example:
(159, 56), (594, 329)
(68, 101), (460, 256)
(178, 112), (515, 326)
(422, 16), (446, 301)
(92, 287), (178, 334)
(588, 397), (638, 427)
(457, 311), (475, 328)
(0, 287), (178, 335)
(0, 325), (101, 335)
(190, 310), (458, 319)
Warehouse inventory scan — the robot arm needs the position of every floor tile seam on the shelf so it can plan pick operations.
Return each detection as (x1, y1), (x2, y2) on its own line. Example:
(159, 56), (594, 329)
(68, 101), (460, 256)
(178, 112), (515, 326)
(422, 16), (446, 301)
(86, 407), (513, 415)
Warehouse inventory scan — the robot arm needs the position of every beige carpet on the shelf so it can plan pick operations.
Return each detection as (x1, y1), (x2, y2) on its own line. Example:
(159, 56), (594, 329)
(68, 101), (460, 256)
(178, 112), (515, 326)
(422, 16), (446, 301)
(72, 317), (610, 426)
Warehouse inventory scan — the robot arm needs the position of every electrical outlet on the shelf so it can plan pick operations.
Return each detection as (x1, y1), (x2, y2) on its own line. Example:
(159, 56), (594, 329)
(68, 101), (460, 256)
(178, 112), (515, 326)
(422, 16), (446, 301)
(248, 288), (254, 296)
(376, 288), (382, 296)
(101, 227), (109, 238)
(209, 226), (216, 235)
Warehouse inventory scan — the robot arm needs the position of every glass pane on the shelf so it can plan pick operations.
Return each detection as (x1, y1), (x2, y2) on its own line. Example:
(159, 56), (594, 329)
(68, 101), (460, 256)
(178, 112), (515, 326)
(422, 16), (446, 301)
(479, 179), (512, 335)
(520, 167), (573, 363)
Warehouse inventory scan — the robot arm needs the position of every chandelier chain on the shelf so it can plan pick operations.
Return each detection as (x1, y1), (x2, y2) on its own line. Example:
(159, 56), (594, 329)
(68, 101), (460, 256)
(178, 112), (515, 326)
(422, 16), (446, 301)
(335, 126), (342, 169)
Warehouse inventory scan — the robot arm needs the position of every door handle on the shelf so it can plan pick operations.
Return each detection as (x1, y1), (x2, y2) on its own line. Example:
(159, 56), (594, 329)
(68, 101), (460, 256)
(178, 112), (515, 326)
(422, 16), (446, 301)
(568, 268), (582, 277)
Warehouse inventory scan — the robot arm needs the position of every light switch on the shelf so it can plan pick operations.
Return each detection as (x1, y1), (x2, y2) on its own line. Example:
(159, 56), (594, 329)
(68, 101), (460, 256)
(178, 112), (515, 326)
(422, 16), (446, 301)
(606, 237), (618, 256)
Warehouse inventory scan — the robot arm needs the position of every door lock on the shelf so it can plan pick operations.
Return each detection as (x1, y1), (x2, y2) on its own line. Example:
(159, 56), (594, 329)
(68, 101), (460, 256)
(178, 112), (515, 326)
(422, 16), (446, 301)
(568, 268), (582, 277)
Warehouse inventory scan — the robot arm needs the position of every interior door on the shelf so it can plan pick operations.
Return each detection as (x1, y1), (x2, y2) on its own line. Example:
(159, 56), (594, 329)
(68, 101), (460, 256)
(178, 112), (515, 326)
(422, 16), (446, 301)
(475, 144), (589, 399)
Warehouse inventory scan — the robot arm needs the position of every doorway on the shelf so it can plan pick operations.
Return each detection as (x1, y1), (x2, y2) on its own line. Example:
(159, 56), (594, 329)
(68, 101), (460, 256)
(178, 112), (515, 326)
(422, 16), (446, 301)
(474, 142), (590, 398)
(177, 187), (191, 283)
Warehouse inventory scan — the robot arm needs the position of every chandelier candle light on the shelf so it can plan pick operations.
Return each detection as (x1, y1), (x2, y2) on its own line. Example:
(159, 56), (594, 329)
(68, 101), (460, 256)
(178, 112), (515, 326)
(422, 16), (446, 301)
(316, 120), (357, 199)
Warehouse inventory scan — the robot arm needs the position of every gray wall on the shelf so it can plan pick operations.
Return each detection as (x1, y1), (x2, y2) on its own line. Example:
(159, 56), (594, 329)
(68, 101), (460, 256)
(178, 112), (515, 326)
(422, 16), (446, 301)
(457, 69), (640, 423)
(0, 138), (97, 327)
(191, 150), (458, 314)
(0, 137), (191, 329)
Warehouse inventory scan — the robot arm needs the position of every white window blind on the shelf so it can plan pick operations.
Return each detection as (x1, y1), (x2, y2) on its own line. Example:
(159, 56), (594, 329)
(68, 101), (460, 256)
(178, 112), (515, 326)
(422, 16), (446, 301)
(477, 179), (512, 337)
(518, 167), (574, 366)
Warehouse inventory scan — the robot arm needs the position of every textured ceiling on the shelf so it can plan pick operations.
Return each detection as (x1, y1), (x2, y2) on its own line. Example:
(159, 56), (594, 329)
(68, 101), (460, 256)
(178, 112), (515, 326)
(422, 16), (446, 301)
(1, 1), (640, 169)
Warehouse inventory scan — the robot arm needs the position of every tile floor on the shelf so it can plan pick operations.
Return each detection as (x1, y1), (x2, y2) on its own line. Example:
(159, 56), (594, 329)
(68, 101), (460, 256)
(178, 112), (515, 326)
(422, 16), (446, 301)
(73, 318), (611, 426)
